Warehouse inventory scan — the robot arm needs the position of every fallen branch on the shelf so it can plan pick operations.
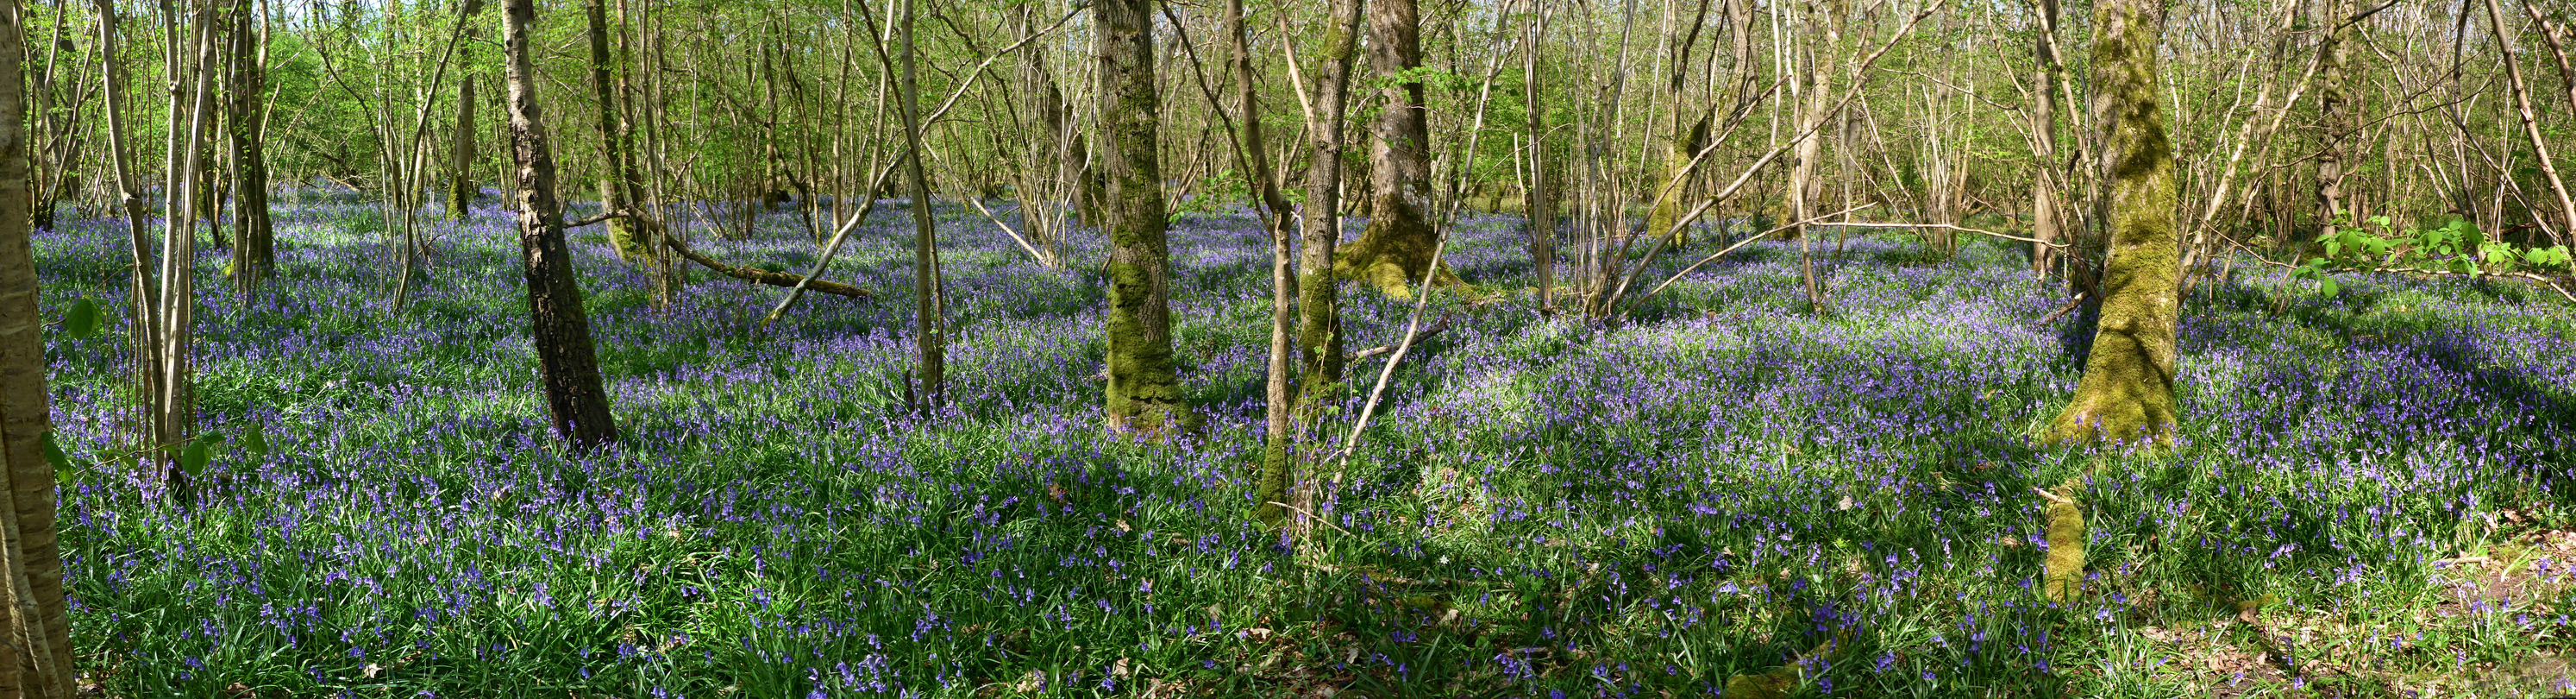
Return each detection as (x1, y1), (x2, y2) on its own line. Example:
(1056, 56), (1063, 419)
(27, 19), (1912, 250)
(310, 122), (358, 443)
(1346, 316), (1452, 362)
(665, 235), (873, 299)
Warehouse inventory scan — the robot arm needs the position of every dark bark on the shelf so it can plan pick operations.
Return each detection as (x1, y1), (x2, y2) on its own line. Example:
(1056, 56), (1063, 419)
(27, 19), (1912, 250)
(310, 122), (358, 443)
(2046, 0), (2179, 446)
(504, 0), (619, 451)
(1097, 0), (1193, 436)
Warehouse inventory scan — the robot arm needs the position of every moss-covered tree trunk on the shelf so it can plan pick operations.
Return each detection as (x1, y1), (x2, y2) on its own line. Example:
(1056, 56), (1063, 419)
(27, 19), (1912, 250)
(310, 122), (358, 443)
(0, 0), (78, 684)
(1336, 0), (1444, 296)
(2046, 0), (2178, 446)
(585, 0), (645, 261)
(1647, 0), (1717, 246)
(1267, 0), (1368, 526)
(505, 0), (620, 451)
(1097, 0), (1192, 437)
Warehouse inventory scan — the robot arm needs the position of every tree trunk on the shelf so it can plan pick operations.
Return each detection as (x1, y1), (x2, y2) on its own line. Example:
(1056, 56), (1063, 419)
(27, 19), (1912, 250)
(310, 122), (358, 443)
(504, 0), (619, 451)
(2316, 0), (2352, 238)
(1097, 0), (1193, 436)
(0, 0), (79, 688)
(2046, 0), (2179, 446)
(160, 1), (216, 502)
(1525, 5), (1554, 315)
(1228, 0), (1301, 527)
(898, 0), (945, 409)
(1337, 0), (1442, 296)
(96, 0), (166, 476)
(2485, 0), (2576, 242)
(586, 0), (645, 260)
(446, 0), (484, 220)
(227, 0), (273, 292)
(2028, 0), (2061, 276)
(1789, 0), (1833, 312)
(1649, 0), (1715, 246)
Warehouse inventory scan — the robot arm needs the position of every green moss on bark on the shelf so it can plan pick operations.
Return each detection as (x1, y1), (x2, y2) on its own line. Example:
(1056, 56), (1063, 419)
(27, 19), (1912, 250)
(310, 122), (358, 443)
(2046, 0), (2179, 447)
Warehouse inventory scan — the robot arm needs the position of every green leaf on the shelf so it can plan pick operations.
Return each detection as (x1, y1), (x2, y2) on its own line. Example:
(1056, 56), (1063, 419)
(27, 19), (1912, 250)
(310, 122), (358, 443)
(61, 298), (99, 340)
(179, 439), (210, 479)
(241, 425), (270, 457)
(39, 433), (70, 471)
(2317, 278), (2339, 297)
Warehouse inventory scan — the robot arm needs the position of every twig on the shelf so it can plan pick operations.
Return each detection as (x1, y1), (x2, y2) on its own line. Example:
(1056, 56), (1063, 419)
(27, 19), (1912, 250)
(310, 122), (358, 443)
(1632, 203), (1877, 305)
(1263, 501), (1354, 538)
(2036, 293), (2088, 325)
(1805, 220), (2068, 248)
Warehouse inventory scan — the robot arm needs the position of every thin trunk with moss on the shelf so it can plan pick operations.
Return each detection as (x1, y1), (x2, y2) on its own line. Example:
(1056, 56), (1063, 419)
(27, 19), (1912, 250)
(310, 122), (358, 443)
(446, 0), (484, 220)
(586, 0), (645, 260)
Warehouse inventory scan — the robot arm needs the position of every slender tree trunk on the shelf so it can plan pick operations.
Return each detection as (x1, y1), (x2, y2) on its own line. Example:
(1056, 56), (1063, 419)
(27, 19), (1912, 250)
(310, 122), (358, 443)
(95, 0), (166, 476)
(447, 0), (484, 220)
(898, 0), (945, 409)
(504, 0), (619, 451)
(1526, 4), (1554, 315)
(1789, 0), (1833, 312)
(1338, 0), (1441, 295)
(227, 0), (273, 292)
(2046, 0), (2180, 445)
(0, 0), (78, 687)
(1296, 0), (1368, 443)
(2029, 0), (2061, 276)
(1229, 0), (1301, 527)
(160, 2), (216, 501)
(1097, 0), (1193, 436)
(2485, 0), (2576, 242)
(586, 0), (645, 260)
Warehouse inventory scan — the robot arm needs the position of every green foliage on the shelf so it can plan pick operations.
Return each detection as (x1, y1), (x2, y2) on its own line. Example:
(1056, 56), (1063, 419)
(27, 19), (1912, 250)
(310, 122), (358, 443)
(60, 297), (99, 340)
(2295, 215), (2572, 297)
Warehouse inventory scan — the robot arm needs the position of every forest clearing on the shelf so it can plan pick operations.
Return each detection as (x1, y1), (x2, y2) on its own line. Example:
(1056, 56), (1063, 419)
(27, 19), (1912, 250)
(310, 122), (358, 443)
(0, 0), (2572, 696)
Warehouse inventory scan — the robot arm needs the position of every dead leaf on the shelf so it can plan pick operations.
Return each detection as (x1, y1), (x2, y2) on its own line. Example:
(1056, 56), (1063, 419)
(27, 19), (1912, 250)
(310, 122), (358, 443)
(222, 683), (254, 699)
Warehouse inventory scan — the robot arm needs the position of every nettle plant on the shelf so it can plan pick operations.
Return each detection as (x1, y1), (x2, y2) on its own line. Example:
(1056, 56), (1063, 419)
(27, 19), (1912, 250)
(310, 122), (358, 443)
(2292, 215), (2575, 297)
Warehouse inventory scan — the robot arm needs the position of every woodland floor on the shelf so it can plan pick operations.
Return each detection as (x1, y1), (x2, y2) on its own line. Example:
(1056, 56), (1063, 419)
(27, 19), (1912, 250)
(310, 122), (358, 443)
(28, 192), (2576, 697)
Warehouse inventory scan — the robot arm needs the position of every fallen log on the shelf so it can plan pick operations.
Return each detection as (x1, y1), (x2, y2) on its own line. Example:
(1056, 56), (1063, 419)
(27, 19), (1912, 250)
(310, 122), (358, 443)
(664, 234), (872, 299)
